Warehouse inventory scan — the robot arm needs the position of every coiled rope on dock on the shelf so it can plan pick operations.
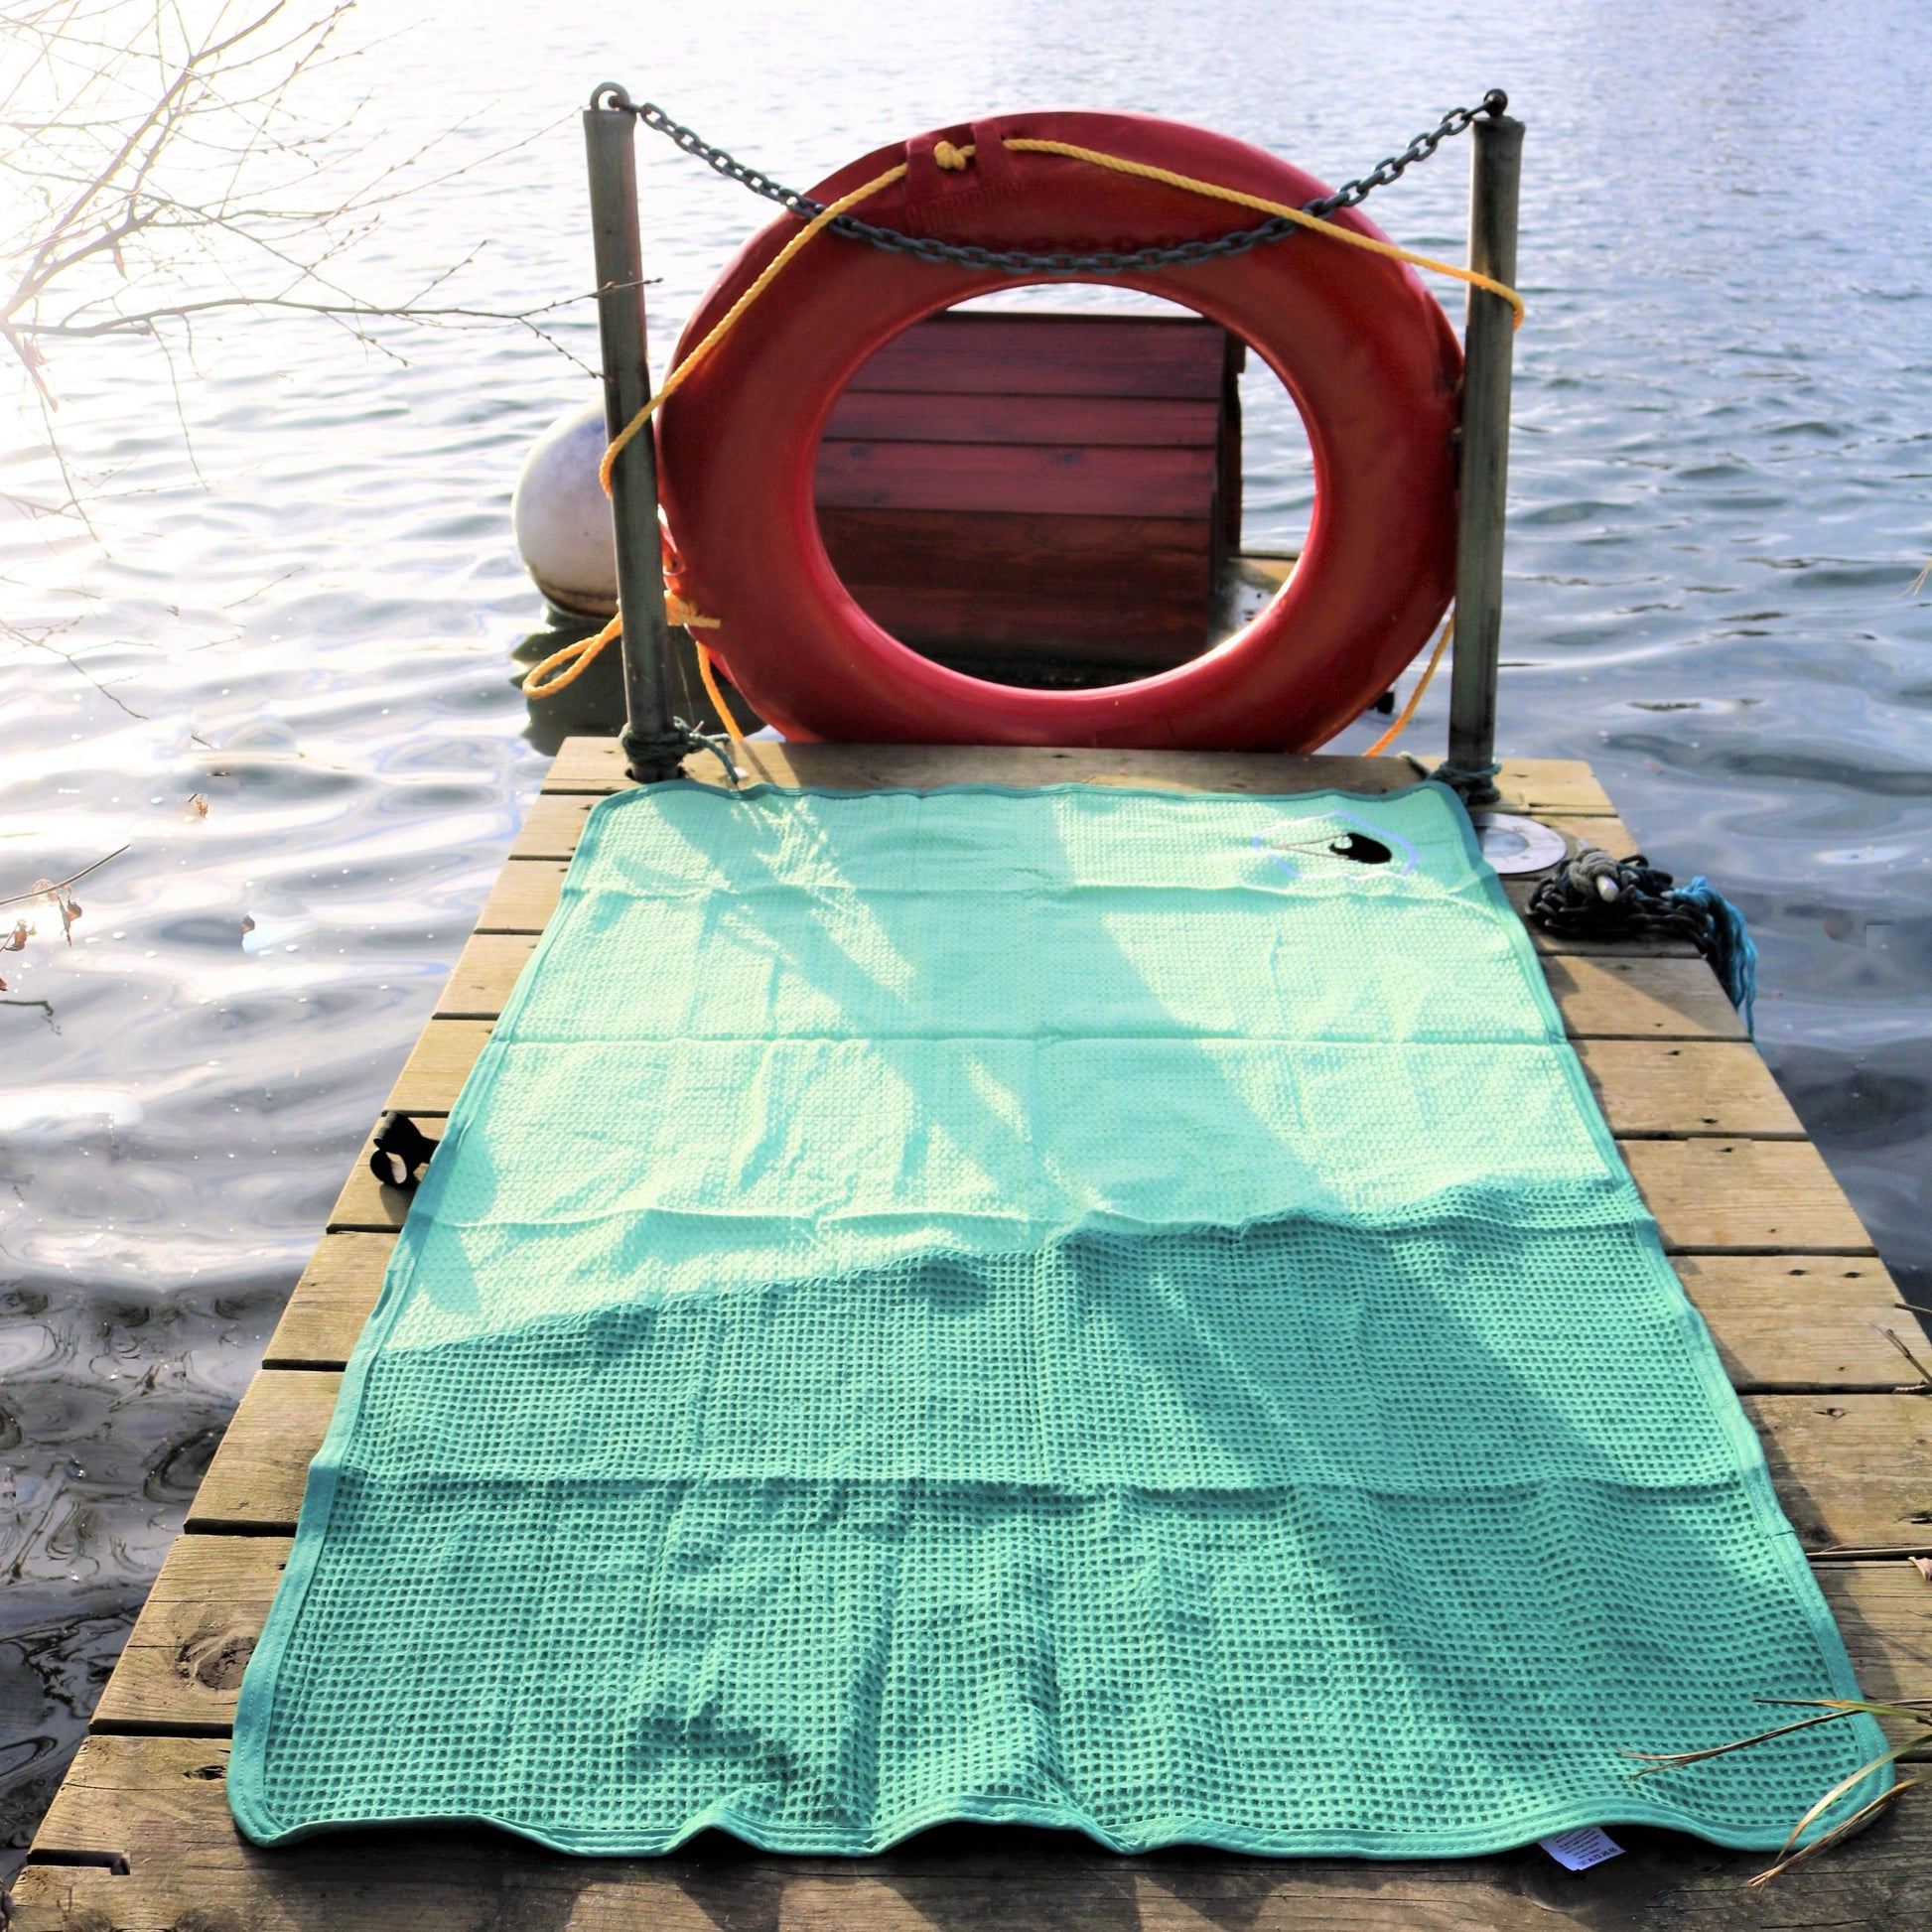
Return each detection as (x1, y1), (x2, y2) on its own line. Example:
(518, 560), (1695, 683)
(1529, 847), (1760, 1035)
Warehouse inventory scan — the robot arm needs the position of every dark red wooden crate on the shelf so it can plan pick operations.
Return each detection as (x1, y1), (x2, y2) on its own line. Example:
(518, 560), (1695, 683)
(815, 310), (1243, 682)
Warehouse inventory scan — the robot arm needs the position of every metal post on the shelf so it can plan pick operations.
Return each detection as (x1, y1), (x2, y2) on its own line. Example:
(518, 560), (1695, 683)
(583, 83), (689, 782)
(1438, 105), (1523, 807)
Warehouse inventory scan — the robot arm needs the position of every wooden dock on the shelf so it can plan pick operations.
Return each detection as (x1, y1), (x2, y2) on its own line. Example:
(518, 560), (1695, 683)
(15, 743), (1930, 1930)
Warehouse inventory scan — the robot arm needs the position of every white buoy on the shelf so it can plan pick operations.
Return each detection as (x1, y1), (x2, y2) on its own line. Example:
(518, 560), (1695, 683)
(512, 399), (618, 619)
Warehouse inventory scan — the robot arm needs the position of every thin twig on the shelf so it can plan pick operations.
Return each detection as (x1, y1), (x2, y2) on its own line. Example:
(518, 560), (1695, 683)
(1876, 1324), (1932, 1389)
(0, 843), (130, 908)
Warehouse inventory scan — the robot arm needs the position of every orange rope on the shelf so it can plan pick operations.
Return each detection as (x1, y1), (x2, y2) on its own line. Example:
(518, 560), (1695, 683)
(695, 642), (747, 740)
(1362, 610), (1454, 757)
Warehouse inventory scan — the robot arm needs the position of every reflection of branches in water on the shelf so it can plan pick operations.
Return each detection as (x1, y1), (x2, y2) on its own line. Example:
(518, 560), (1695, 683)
(4, 0), (598, 510)
(0, 608), (149, 717)
(0, 844), (129, 910)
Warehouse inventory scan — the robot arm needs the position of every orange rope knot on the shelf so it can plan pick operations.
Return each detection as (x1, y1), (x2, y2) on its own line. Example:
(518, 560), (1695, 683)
(518, 523), (729, 704)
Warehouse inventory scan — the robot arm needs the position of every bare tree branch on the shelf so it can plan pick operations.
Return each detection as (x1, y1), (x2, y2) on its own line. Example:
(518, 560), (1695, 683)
(3, 0), (597, 505)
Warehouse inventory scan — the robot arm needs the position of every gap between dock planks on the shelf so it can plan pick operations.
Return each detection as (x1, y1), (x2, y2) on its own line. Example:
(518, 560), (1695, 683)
(20, 747), (1932, 1932)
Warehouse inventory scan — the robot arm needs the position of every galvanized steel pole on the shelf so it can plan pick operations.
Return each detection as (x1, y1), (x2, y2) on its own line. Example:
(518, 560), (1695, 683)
(583, 85), (688, 782)
(1439, 105), (1523, 807)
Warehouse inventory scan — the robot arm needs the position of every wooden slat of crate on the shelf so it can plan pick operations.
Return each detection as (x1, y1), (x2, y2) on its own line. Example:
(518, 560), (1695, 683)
(843, 312), (1228, 398)
(1744, 1395), (1932, 1556)
(821, 505), (1212, 601)
(827, 583), (1214, 662)
(827, 390), (1224, 446)
(18, 1730), (1932, 1931)
(817, 314), (1232, 671)
(817, 438), (1219, 518)
(1578, 1040), (1802, 1139)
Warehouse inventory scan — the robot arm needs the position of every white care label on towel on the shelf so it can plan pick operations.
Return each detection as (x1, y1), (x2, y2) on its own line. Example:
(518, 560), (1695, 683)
(1539, 1826), (1624, 1870)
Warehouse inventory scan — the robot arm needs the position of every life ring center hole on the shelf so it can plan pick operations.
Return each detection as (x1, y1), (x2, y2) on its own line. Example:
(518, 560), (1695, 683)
(814, 291), (1313, 692)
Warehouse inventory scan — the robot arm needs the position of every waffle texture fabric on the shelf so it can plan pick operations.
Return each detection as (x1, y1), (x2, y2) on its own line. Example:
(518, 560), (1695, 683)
(231, 780), (1885, 1857)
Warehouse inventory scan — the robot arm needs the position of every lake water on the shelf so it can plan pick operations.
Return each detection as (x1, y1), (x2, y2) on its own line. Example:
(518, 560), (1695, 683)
(4, 0), (1930, 1878)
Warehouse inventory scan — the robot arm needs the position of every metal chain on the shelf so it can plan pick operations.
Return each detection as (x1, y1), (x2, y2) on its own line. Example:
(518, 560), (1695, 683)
(591, 84), (1507, 278)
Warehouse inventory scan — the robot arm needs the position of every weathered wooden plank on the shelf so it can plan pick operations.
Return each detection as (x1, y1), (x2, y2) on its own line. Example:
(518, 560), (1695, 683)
(1627, 1140), (1878, 1253)
(505, 792), (601, 862)
(435, 932), (542, 1017)
(475, 857), (568, 931)
(1492, 758), (1615, 817)
(542, 739), (1431, 797)
(541, 741), (1623, 814)
(1818, 1563), (1932, 1713)
(20, 1732), (1932, 1931)
(821, 505), (1213, 600)
(1744, 1396), (1932, 1556)
(1539, 812), (1638, 860)
(184, 1370), (339, 1533)
(265, 1231), (396, 1365)
(1581, 1041), (1803, 1140)
(840, 583), (1210, 661)
(1546, 956), (1745, 1040)
(184, 1355), (1929, 1569)
(75, 1524), (1932, 1744)
(90, 1537), (290, 1733)
(256, 1235), (1932, 1409)
(387, 1020), (492, 1114)
(1676, 1256), (1930, 1394)
(325, 1121), (442, 1232)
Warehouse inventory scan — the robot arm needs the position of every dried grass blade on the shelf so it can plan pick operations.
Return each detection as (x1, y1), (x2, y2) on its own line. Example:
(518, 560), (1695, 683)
(1748, 1776), (1922, 1888)
(1774, 1739), (1923, 1858)
(1622, 1709), (1863, 1776)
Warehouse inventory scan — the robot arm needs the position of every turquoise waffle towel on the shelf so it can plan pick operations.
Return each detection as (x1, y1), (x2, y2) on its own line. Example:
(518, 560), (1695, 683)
(230, 780), (1885, 1857)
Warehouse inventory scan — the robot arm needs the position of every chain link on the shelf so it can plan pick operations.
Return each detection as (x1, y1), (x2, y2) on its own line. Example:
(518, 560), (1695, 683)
(591, 84), (1508, 278)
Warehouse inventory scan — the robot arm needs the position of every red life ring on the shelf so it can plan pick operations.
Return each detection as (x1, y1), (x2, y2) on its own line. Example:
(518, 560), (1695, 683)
(656, 110), (1460, 751)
